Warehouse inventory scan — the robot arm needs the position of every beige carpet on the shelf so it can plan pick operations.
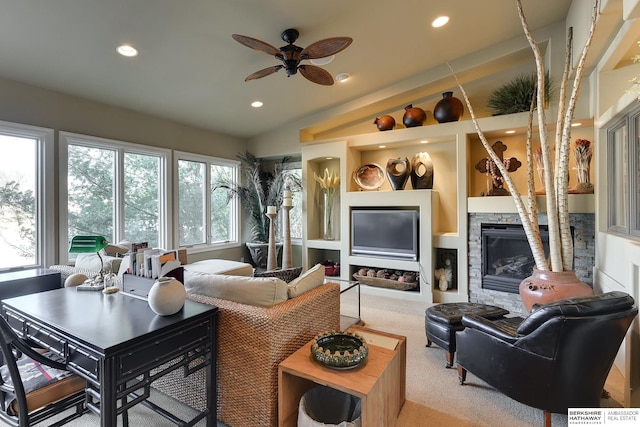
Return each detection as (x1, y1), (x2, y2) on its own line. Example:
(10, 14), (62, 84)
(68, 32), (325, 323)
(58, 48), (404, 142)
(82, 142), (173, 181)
(348, 291), (625, 427)
(5, 291), (624, 427)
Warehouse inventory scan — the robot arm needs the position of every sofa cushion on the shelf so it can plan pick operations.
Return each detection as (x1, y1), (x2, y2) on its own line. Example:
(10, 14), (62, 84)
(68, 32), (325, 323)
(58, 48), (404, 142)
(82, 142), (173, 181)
(185, 259), (254, 277)
(287, 264), (325, 298)
(184, 270), (287, 307)
(74, 253), (122, 273)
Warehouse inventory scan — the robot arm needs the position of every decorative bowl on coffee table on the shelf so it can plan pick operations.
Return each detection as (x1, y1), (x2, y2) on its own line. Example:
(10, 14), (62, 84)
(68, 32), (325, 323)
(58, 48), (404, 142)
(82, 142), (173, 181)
(310, 331), (368, 369)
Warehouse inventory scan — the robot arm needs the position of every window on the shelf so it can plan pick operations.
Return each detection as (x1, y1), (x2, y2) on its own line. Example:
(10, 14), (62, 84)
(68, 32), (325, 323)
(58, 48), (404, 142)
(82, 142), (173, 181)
(607, 104), (640, 239)
(0, 121), (54, 270)
(60, 132), (170, 262)
(175, 152), (239, 249)
(286, 166), (303, 241)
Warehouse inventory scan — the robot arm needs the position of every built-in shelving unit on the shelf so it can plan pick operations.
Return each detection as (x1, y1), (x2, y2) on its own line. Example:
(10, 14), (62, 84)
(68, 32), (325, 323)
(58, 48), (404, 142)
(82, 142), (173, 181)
(301, 111), (595, 304)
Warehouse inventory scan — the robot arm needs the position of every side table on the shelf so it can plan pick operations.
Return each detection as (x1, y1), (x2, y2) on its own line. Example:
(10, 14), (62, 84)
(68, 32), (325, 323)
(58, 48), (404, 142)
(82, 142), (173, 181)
(278, 325), (406, 426)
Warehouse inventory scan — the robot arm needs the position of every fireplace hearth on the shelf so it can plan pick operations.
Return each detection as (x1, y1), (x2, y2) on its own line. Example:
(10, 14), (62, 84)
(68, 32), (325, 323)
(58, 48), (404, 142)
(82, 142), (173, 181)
(469, 212), (594, 316)
(481, 223), (550, 293)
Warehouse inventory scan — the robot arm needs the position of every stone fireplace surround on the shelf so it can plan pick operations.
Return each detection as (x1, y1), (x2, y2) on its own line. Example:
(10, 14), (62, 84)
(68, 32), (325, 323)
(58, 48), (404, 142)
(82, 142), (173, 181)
(468, 212), (595, 316)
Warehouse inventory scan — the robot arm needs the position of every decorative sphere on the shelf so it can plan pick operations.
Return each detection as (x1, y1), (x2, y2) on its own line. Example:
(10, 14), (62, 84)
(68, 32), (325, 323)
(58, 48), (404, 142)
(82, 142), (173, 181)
(65, 273), (88, 287)
(148, 277), (186, 316)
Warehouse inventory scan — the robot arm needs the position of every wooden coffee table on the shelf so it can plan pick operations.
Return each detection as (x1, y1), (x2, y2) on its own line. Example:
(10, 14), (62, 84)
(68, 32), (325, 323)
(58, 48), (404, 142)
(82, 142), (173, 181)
(278, 325), (406, 426)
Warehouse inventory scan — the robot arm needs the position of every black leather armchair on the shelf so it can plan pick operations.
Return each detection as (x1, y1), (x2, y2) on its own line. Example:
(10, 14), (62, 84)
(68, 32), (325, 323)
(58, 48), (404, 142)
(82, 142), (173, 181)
(455, 291), (638, 427)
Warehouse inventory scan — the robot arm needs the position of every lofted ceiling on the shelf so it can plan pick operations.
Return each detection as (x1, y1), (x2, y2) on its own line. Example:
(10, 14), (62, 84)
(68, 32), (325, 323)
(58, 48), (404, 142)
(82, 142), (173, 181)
(0, 0), (573, 140)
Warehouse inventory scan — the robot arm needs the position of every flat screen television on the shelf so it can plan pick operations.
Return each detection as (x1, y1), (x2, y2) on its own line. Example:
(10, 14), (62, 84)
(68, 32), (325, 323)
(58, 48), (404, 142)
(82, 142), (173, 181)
(351, 209), (419, 260)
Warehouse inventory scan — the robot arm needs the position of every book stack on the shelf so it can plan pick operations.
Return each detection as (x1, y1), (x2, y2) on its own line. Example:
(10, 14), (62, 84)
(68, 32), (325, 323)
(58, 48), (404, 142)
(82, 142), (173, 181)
(120, 243), (184, 279)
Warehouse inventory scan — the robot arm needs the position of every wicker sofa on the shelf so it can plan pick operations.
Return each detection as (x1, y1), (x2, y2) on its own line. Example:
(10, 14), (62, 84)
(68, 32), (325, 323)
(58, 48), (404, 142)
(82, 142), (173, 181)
(154, 281), (340, 427)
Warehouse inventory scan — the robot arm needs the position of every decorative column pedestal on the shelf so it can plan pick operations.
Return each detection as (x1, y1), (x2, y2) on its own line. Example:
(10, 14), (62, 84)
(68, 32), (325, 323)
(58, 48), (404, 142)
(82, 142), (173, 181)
(282, 205), (293, 269)
(266, 210), (278, 271)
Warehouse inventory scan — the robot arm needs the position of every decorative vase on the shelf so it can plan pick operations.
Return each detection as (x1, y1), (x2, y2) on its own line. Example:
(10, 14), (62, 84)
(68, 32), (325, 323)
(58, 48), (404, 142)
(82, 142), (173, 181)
(433, 91), (464, 123)
(402, 104), (426, 128)
(410, 152), (434, 189)
(386, 157), (412, 190)
(323, 191), (336, 240)
(148, 276), (187, 316)
(374, 115), (395, 131)
(519, 269), (594, 312)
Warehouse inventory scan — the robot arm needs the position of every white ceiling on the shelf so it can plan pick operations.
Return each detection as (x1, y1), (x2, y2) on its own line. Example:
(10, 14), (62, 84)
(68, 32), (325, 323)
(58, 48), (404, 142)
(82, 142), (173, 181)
(0, 0), (573, 139)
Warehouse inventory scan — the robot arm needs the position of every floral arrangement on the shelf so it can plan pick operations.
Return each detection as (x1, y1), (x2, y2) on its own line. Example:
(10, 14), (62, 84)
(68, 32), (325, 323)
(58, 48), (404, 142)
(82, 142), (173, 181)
(314, 168), (340, 240)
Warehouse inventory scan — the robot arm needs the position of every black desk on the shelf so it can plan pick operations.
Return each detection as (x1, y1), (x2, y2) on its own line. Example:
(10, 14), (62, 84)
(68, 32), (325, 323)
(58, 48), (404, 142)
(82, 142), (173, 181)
(1, 288), (217, 427)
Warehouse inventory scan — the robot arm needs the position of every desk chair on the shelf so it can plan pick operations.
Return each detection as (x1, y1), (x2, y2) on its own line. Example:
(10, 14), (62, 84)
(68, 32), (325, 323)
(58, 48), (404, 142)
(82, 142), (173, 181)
(0, 315), (87, 427)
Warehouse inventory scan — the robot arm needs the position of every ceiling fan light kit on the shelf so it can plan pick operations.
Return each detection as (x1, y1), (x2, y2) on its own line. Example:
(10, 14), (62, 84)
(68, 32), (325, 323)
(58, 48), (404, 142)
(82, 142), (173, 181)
(232, 28), (352, 85)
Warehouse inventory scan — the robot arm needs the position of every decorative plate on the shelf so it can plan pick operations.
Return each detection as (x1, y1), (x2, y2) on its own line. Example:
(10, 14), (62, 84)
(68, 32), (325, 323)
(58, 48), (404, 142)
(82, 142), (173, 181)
(353, 163), (385, 191)
(310, 331), (368, 369)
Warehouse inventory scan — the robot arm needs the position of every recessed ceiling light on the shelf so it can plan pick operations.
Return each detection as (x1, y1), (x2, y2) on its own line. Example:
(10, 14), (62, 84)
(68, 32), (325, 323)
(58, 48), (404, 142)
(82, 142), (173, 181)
(505, 130), (516, 134)
(432, 16), (450, 28)
(117, 44), (138, 57)
(325, 157), (334, 160)
(310, 55), (335, 66)
(251, 101), (263, 108)
(571, 122), (582, 127)
(379, 145), (386, 149)
(420, 140), (428, 144)
(335, 73), (351, 82)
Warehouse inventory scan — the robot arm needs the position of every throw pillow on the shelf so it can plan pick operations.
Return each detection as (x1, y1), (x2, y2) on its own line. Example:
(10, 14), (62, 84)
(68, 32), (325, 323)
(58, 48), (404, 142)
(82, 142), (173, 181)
(287, 263), (325, 298)
(184, 271), (288, 307)
(74, 253), (122, 273)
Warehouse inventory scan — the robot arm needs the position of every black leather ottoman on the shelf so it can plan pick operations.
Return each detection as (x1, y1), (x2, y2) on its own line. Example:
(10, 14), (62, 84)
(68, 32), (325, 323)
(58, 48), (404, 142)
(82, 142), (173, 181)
(425, 302), (509, 368)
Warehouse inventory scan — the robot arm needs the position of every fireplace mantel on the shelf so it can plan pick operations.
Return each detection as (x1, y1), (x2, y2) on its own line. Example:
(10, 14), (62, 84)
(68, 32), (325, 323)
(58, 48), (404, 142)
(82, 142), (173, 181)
(468, 194), (594, 214)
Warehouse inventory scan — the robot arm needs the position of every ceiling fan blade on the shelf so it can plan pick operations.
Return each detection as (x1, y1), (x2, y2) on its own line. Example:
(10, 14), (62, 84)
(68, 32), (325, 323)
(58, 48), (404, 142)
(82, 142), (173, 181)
(301, 37), (353, 59)
(245, 66), (282, 81)
(232, 34), (280, 56)
(299, 65), (334, 86)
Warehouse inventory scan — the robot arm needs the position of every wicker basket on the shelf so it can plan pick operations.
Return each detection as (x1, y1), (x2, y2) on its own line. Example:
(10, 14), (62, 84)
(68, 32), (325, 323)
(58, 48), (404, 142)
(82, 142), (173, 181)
(352, 274), (418, 291)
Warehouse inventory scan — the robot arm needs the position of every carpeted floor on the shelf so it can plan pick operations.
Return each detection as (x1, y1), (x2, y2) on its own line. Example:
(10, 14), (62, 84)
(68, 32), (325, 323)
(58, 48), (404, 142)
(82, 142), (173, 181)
(3, 290), (625, 426)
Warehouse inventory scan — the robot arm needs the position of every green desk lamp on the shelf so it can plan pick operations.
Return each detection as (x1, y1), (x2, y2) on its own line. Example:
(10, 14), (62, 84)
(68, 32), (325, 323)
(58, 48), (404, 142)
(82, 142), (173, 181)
(69, 235), (109, 282)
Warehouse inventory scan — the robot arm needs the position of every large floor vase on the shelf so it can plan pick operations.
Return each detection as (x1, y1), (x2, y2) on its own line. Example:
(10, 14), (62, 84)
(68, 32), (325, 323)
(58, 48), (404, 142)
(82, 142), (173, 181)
(519, 269), (594, 312)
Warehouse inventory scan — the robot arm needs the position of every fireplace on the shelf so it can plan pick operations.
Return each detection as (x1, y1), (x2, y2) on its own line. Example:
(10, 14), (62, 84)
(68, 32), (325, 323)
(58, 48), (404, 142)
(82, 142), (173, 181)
(469, 213), (594, 316)
(481, 223), (551, 293)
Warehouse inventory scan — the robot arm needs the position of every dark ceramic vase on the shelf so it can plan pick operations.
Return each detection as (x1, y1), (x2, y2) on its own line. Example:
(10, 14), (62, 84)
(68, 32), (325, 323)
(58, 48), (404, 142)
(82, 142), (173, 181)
(402, 104), (426, 128)
(519, 269), (594, 313)
(433, 91), (464, 123)
(386, 157), (412, 190)
(410, 152), (434, 189)
(374, 115), (396, 131)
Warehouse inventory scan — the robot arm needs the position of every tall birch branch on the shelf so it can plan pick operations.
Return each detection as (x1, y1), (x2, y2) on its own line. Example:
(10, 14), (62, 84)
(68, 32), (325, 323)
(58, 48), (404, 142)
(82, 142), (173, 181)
(516, 0), (562, 271)
(447, 62), (549, 270)
(557, 0), (599, 270)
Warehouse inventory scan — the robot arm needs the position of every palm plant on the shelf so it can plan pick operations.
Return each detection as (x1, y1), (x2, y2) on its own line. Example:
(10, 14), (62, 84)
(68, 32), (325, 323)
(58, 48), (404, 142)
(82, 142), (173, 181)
(214, 151), (302, 243)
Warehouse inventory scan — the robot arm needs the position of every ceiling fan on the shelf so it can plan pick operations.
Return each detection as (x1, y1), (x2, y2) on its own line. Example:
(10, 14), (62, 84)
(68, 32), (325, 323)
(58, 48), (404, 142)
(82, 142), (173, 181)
(232, 28), (352, 86)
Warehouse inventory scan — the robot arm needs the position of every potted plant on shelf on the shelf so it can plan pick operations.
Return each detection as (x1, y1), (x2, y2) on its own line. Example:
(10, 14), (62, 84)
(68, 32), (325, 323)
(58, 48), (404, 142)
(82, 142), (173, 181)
(450, 0), (600, 311)
(214, 151), (302, 268)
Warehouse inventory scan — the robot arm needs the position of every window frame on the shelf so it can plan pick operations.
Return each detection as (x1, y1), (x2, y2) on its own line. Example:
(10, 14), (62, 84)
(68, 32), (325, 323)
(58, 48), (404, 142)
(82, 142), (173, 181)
(173, 151), (240, 252)
(606, 104), (640, 239)
(0, 120), (54, 271)
(59, 132), (172, 263)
